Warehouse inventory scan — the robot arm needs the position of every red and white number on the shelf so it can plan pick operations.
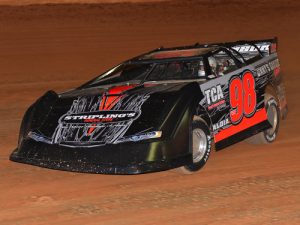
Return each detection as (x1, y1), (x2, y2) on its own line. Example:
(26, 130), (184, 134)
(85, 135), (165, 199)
(229, 72), (256, 124)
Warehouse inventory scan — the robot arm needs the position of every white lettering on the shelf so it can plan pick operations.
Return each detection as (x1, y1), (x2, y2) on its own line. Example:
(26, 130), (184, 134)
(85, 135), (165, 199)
(204, 89), (211, 105)
(217, 85), (224, 100)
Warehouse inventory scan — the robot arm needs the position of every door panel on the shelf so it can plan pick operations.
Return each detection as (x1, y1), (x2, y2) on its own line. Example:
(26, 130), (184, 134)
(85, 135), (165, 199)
(199, 53), (273, 150)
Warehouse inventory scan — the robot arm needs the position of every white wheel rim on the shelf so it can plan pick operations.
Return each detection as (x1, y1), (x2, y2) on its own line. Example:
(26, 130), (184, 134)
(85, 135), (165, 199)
(192, 128), (207, 163)
(266, 103), (278, 136)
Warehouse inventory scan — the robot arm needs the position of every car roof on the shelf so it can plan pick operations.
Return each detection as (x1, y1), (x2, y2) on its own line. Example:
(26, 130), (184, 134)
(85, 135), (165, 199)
(128, 38), (275, 64)
(139, 47), (216, 60)
(130, 45), (218, 63)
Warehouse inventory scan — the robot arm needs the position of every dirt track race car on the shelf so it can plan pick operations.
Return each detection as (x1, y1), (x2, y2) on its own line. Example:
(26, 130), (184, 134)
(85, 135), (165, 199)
(10, 38), (288, 174)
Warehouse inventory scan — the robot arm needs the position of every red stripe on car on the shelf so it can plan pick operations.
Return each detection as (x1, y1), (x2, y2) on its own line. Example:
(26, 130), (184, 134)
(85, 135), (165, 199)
(214, 109), (268, 143)
(87, 85), (137, 135)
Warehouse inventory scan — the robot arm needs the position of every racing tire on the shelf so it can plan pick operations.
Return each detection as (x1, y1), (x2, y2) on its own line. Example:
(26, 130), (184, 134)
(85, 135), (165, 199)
(177, 118), (212, 174)
(246, 93), (280, 144)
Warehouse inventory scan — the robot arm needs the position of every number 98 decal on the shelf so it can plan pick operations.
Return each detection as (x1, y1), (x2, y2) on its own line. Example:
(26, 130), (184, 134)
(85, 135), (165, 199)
(229, 71), (257, 125)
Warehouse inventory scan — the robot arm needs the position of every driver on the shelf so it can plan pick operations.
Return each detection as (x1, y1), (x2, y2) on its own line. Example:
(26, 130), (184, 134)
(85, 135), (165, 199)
(198, 61), (205, 77)
(208, 57), (218, 77)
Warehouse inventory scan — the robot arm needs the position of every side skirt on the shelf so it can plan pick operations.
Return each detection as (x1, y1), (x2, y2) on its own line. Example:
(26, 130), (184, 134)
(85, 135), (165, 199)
(215, 120), (271, 150)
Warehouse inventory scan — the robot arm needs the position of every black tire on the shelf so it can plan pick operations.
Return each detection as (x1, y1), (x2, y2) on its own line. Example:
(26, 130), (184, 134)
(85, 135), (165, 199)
(247, 93), (280, 144)
(177, 117), (212, 174)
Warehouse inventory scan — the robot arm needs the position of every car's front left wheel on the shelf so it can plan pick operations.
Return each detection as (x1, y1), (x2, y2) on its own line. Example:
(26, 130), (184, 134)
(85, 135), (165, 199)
(177, 117), (212, 174)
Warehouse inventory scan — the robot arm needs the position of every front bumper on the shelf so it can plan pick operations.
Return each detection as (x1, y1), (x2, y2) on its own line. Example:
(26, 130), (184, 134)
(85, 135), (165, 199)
(10, 139), (191, 174)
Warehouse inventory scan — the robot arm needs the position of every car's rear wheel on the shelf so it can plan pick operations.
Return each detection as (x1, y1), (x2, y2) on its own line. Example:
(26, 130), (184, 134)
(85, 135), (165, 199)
(177, 117), (212, 174)
(246, 93), (280, 144)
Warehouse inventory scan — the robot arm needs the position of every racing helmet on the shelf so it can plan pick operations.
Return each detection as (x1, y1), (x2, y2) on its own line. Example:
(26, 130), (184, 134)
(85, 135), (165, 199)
(208, 57), (217, 75)
(198, 60), (205, 77)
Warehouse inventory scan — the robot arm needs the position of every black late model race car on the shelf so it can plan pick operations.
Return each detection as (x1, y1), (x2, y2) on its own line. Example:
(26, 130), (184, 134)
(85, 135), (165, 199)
(10, 38), (288, 174)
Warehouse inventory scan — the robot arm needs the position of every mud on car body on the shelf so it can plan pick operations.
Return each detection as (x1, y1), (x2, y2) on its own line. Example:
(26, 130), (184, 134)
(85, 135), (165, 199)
(10, 38), (288, 174)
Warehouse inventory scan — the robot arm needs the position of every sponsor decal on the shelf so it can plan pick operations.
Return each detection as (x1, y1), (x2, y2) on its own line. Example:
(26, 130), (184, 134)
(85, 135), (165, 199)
(256, 63), (271, 77)
(51, 85), (151, 147)
(204, 84), (226, 110)
(256, 59), (280, 77)
(213, 118), (229, 131)
(232, 44), (269, 53)
(61, 111), (138, 124)
(204, 135), (211, 162)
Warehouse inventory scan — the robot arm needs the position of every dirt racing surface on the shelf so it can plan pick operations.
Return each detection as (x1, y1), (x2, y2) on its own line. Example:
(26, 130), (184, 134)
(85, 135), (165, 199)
(0, 0), (299, 224)
(0, 0), (167, 5)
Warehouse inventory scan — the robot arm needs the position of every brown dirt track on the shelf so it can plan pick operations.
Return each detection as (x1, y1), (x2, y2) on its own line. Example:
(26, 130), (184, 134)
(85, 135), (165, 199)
(0, 0), (299, 224)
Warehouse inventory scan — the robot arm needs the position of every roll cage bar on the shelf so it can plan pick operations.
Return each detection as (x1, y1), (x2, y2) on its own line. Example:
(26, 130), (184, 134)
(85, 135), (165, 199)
(129, 37), (277, 63)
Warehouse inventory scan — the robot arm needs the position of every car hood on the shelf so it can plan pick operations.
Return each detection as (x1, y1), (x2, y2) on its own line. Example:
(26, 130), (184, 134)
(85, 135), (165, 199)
(27, 81), (201, 147)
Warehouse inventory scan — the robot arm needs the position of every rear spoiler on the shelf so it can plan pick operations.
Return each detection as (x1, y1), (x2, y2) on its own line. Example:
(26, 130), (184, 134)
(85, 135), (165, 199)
(230, 37), (278, 55)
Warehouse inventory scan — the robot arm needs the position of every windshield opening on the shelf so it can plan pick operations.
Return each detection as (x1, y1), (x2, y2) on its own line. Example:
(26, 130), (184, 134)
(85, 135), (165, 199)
(86, 59), (206, 88)
(147, 60), (205, 81)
